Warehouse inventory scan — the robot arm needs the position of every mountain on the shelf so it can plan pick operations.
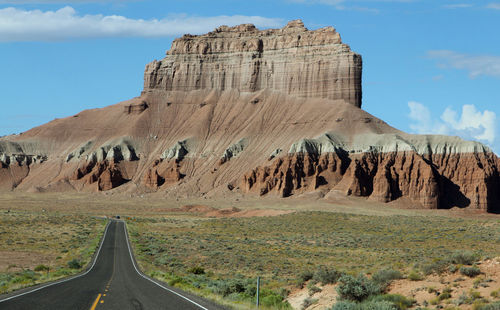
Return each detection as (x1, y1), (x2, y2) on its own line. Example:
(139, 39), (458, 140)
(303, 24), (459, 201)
(0, 20), (498, 213)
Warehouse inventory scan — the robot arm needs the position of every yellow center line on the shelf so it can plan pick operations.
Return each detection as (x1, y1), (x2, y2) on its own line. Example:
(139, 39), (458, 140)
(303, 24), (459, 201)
(90, 294), (102, 310)
(89, 223), (119, 310)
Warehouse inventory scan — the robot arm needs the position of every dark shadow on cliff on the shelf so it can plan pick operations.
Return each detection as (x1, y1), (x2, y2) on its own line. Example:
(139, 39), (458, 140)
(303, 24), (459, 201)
(438, 176), (471, 209)
(486, 174), (500, 214)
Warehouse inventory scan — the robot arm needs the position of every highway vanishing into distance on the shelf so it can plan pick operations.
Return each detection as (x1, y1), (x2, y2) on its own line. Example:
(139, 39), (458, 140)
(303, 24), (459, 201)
(0, 220), (222, 310)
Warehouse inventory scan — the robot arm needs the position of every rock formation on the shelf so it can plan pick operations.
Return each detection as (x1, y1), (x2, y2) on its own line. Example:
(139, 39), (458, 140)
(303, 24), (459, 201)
(242, 134), (499, 212)
(144, 20), (362, 107)
(0, 20), (498, 213)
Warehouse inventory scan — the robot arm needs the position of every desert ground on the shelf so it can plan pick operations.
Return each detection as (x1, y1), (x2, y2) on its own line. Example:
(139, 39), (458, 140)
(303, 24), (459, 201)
(0, 192), (498, 309)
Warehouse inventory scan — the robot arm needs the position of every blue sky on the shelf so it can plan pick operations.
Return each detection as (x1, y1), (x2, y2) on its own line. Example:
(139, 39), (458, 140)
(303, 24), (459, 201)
(0, 0), (499, 152)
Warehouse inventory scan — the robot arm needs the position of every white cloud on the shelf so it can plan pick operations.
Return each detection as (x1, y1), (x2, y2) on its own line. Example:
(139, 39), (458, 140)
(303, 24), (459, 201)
(486, 3), (500, 9)
(0, 6), (282, 42)
(408, 101), (497, 145)
(408, 101), (448, 135)
(428, 50), (500, 79)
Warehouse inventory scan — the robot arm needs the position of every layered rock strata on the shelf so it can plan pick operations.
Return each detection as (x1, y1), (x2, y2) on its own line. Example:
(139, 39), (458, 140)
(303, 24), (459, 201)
(242, 134), (500, 212)
(144, 20), (362, 107)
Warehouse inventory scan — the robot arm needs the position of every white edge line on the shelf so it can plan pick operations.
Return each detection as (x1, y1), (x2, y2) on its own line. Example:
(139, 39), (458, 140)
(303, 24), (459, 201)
(0, 220), (111, 303)
(122, 221), (209, 310)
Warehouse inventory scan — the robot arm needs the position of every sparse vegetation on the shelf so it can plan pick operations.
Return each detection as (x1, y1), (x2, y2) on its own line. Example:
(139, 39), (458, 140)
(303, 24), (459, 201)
(302, 297), (318, 309)
(408, 271), (424, 281)
(0, 211), (106, 294)
(336, 274), (381, 302)
(372, 269), (403, 290)
(67, 259), (82, 269)
(368, 294), (415, 310)
(127, 211), (499, 309)
(331, 300), (396, 310)
(313, 265), (342, 285)
(460, 266), (481, 277)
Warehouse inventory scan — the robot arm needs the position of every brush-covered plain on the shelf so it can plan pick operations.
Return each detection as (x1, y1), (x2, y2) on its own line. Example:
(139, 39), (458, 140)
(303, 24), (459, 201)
(0, 210), (106, 294)
(127, 212), (500, 309)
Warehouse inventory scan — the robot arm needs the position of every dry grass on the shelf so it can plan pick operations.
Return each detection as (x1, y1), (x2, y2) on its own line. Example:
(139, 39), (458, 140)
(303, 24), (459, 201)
(0, 209), (106, 294)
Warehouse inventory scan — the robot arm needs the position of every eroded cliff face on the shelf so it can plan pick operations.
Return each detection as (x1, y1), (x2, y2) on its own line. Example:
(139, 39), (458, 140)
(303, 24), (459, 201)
(242, 149), (500, 213)
(144, 20), (362, 107)
(239, 129), (498, 213)
(1, 20), (499, 213)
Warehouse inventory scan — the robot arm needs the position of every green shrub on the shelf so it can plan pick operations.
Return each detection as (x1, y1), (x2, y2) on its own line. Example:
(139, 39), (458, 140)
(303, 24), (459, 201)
(67, 259), (82, 269)
(450, 251), (479, 265)
(422, 260), (449, 275)
(302, 297), (318, 309)
(372, 269), (403, 290)
(369, 294), (415, 310)
(187, 266), (205, 275)
(407, 271), (423, 281)
(308, 284), (322, 296)
(448, 265), (458, 273)
(208, 278), (253, 297)
(261, 293), (291, 309)
(460, 266), (481, 277)
(298, 270), (314, 287)
(34, 264), (50, 272)
(439, 287), (452, 301)
(336, 275), (381, 302)
(313, 266), (342, 285)
(477, 301), (500, 310)
(331, 300), (396, 310)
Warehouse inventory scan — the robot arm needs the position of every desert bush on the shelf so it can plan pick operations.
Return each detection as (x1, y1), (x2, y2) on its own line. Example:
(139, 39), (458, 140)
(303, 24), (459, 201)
(208, 278), (252, 297)
(336, 275), (381, 302)
(450, 251), (479, 265)
(422, 260), (449, 275)
(187, 266), (205, 275)
(407, 271), (423, 281)
(448, 264), (458, 273)
(308, 283), (322, 296)
(313, 266), (342, 285)
(12, 270), (37, 284)
(34, 264), (49, 272)
(439, 287), (453, 301)
(372, 269), (403, 290)
(490, 289), (499, 298)
(331, 300), (396, 310)
(460, 266), (481, 277)
(261, 292), (292, 309)
(369, 294), (415, 310)
(168, 275), (189, 287)
(67, 259), (82, 269)
(477, 301), (500, 310)
(302, 297), (318, 309)
(298, 270), (314, 287)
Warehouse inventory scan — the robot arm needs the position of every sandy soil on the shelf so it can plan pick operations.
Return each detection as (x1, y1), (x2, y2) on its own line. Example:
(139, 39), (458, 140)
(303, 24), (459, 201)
(389, 258), (500, 309)
(0, 250), (54, 272)
(288, 283), (338, 310)
(286, 258), (500, 310)
(2, 191), (499, 220)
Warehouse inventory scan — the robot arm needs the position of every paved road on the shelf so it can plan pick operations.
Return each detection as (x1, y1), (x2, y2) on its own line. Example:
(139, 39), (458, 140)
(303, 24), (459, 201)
(0, 220), (220, 310)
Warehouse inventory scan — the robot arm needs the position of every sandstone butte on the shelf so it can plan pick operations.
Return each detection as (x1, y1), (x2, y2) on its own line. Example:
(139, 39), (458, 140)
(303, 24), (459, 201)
(0, 20), (499, 213)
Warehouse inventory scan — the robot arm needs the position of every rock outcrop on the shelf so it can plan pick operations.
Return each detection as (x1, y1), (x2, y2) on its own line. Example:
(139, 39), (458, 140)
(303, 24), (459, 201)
(144, 20), (362, 107)
(242, 133), (500, 212)
(0, 20), (499, 213)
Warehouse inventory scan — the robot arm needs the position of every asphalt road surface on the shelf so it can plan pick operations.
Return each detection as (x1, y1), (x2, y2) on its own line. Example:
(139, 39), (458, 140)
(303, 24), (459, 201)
(0, 220), (222, 310)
